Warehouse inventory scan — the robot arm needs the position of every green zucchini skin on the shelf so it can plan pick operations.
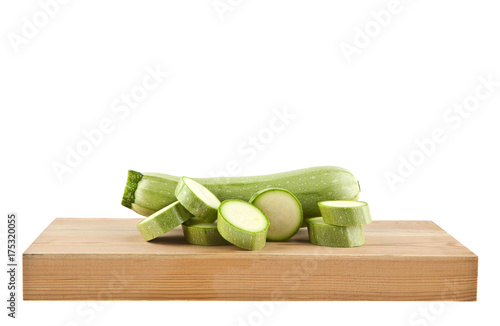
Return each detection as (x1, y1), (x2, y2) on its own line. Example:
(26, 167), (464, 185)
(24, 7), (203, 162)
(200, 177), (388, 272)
(182, 218), (229, 246)
(306, 217), (365, 247)
(318, 201), (372, 226)
(216, 200), (269, 251)
(175, 177), (220, 223)
(122, 166), (360, 219)
(136, 201), (193, 241)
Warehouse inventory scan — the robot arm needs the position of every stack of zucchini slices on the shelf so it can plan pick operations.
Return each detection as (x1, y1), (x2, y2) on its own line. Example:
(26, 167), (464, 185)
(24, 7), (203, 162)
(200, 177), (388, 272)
(136, 176), (306, 251)
(135, 172), (371, 250)
(306, 201), (372, 247)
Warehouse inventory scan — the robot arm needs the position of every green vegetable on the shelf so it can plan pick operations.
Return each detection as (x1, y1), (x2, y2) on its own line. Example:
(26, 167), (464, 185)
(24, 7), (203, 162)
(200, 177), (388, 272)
(217, 199), (269, 251)
(122, 166), (360, 219)
(136, 201), (192, 241)
(306, 217), (365, 247)
(249, 188), (302, 241)
(182, 218), (229, 246)
(175, 176), (220, 223)
(318, 200), (372, 226)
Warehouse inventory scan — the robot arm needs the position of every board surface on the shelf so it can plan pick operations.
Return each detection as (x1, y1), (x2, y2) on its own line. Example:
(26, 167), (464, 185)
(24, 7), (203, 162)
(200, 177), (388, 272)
(23, 218), (477, 301)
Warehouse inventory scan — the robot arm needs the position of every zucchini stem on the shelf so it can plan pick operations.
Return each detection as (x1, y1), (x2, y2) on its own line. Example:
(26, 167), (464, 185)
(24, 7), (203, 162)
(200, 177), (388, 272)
(121, 170), (143, 208)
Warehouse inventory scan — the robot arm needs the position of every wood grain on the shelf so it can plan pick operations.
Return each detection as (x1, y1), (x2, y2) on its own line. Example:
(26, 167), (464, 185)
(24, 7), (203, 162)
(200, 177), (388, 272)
(23, 218), (477, 301)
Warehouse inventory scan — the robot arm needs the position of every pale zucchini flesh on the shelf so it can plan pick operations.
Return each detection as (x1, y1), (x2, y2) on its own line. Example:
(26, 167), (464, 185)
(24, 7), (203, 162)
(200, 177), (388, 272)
(306, 217), (365, 247)
(122, 166), (360, 219)
(318, 200), (372, 226)
(249, 188), (303, 241)
(175, 176), (220, 223)
(217, 199), (269, 251)
(182, 218), (229, 246)
(136, 201), (192, 241)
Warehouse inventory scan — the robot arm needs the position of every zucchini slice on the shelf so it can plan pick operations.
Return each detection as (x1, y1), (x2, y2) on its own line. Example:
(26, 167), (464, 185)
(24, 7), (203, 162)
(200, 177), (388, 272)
(137, 201), (192, 241)
(217, 199), (269, 251)
(306, 217), (365, 247)
(318, 200), (372, 226)
(249, 188), (303, 241)
(182, 218), (229, 246)
(175, 176), (221, 223)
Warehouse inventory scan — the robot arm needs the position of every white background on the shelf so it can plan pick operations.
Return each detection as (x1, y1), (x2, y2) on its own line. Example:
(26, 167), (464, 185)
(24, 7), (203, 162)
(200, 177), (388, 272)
(1, 0), (499, 325)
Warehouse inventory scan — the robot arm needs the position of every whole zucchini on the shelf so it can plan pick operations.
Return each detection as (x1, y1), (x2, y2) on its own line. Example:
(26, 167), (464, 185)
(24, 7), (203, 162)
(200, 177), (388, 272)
(122, 166), (360, 219)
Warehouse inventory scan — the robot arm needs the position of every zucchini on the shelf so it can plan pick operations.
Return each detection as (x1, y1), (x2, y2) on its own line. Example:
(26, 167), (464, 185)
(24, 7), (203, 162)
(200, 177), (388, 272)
(136, 201), (192, 241)
(122, 166), (360, 219)
(249, 188), (303, 241)
(318, 200), (372, 226)
(306, 217), (364, 247)
(217, 199), (269, 251)
(182, 218), (229, 246)
(175, 176), (220, 223)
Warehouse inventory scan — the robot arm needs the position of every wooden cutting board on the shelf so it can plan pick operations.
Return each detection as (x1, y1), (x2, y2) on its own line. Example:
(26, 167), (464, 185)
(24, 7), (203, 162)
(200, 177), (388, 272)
(23, 218), (477, 301)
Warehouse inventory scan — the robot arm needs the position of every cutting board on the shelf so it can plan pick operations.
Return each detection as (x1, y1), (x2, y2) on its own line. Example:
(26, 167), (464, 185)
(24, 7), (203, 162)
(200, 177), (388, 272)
(23, 218), (477, 301)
